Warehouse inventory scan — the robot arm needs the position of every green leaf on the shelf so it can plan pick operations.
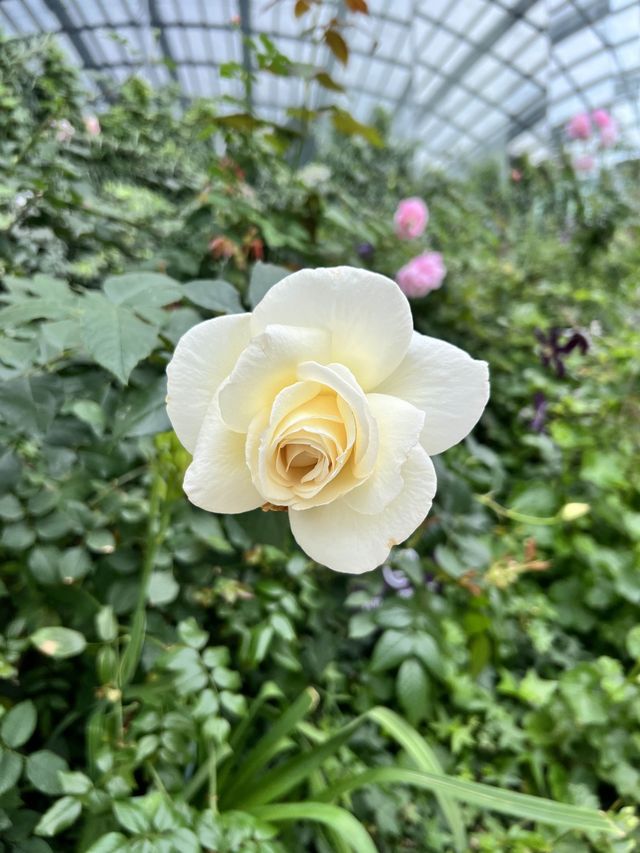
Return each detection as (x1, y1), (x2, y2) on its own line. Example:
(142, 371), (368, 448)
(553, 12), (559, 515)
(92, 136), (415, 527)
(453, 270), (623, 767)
(316, 767), (620, 835)
(103, 272), (183, 310)
(396, 659), (429, 725)
(0, 494), (23, 521)
(370, 629), (413, 672)
(221, 687), (319, 807)
(626, 625), (640, 659)
(412, 633), (445, 677)
(0, 748), (23, 795)
(249, 803), (376, 853)
(147, 571), (179, 606)
(85, 834), (128, 853)
(0, 376), (59, 435)
(366, 707), (466, 850)
(1, 700), (37, 748)
(81, 292), (158, 384)
(58, 771), (92, 795)
(234, 716), (362, 809)
(247, 262), (290, 308)
(184, 279), (244, 314)
(26, 750), (69, 794)
(113, 798), (152, 834)
(35, 796), (82, 837)
(31, 627), (87, 659)
(178, 617), (209, 650)
(331, 108), (383, 146)
(96, 606), (118, 642)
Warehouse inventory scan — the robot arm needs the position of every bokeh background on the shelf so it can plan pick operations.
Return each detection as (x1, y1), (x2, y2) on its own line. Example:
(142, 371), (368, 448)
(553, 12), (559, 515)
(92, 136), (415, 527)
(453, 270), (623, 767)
(0, 1), (639, 851)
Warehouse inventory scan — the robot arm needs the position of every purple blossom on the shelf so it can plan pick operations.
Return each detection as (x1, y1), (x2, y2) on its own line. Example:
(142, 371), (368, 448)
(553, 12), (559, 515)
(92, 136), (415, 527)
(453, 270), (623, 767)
(535, 327), (589, 378)
(356, 242), (375, 261)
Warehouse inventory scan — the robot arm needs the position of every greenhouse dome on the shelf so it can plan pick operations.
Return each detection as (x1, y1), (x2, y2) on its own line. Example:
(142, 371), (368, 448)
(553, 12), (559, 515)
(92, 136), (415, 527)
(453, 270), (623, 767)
(1, 2), (639, 851)
(1, 0), (639, 167)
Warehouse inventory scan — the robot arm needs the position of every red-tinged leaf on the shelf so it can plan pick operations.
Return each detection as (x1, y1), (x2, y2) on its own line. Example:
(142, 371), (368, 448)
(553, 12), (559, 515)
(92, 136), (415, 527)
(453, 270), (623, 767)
(325, 29), (349, 65)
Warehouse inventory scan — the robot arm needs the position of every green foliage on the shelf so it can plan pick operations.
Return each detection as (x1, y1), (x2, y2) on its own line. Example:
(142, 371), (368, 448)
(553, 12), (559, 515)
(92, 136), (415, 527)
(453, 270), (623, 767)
(1, 28), (639, 853)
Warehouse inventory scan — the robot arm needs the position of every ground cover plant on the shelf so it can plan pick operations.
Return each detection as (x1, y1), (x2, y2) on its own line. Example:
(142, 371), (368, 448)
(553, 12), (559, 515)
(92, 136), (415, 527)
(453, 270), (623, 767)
(1, 29), (639, 853)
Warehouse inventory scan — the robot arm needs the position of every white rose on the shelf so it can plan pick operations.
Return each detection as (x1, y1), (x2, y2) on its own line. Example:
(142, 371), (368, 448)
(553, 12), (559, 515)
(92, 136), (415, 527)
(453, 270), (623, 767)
(166, 266), (489, 573)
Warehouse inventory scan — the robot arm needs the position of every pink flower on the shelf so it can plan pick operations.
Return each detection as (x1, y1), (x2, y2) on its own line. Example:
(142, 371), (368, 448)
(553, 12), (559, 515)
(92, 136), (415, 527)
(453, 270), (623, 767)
(396, 252), (446, 298)
(510, 169), (522, 182)
(574, 154), (595, 173)
(566, 112), (592, 140)
(591, 109), (613, 130)
(84, 115), (101, 136)
(394, 197), (429, 240)
(599, 123), (618, 148)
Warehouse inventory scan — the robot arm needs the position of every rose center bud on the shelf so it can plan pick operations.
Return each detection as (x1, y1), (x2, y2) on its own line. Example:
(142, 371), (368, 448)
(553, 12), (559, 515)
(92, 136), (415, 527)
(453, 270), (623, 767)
(250, 380), (370, 511)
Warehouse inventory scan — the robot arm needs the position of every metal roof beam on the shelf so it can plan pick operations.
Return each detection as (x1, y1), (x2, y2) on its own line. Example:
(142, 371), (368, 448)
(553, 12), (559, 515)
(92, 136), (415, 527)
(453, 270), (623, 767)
(41, 0), (113, 99)
(238, 0), (253, 109)
(415, 0), (540, 120)
(147, 0), (179, 83)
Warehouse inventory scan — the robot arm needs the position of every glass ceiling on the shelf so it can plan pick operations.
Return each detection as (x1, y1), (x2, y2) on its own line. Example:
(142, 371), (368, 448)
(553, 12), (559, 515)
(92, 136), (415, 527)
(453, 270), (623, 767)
(1, 0), (639, 168)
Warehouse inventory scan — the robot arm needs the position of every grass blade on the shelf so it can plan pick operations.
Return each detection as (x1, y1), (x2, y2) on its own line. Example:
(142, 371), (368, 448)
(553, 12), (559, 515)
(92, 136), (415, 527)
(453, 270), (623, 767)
(217, 681), (283, 790)
(220, 687), (319, 807)
(248, 802), (377, 853)
(315, 767), (622, 836)
(367, 707), (466, 851)
(234, 717), (363, 809)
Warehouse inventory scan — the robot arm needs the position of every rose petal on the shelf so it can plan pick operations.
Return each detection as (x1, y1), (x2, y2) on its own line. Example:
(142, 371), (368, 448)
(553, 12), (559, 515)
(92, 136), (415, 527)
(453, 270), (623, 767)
(184, 397), (262, 513)
(166, 314), (252, 453)
(343, 393), (424, 515)
(297, 361), (378, 477)
(289, 446), (437, 573)
(251, 267), (413, 389)
(375, 332), (489, 456)
(218, 324), (331, 432)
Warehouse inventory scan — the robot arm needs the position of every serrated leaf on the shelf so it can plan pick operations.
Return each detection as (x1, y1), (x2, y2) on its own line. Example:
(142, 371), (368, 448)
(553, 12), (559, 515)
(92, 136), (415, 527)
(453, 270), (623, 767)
(183, 279), (244, 314)
(81, 293), (158, 384)
(103, 272), (182, 310)
(35, 796), (82, 837)
(1, 700), (37, 748)
(247, 262), (289, 308)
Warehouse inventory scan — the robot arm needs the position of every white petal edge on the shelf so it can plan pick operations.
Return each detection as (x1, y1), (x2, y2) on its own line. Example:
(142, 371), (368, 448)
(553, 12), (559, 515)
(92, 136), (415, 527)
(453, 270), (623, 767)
(184, 396), (262, 514)
(166, 313), (252, 453)
(375, 332), (490, 456)
(218, 324), (331, 433)
(251, 266), (414, 390)
(343, 393), (425, 515)
(289, 445), (437, 574)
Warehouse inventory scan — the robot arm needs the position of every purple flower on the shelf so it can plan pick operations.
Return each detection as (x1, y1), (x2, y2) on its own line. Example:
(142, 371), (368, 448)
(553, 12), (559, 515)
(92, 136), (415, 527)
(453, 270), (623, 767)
(382, 564), (411, 590)
(535, 327), (589, 378)
(356, 242), (375, 261)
